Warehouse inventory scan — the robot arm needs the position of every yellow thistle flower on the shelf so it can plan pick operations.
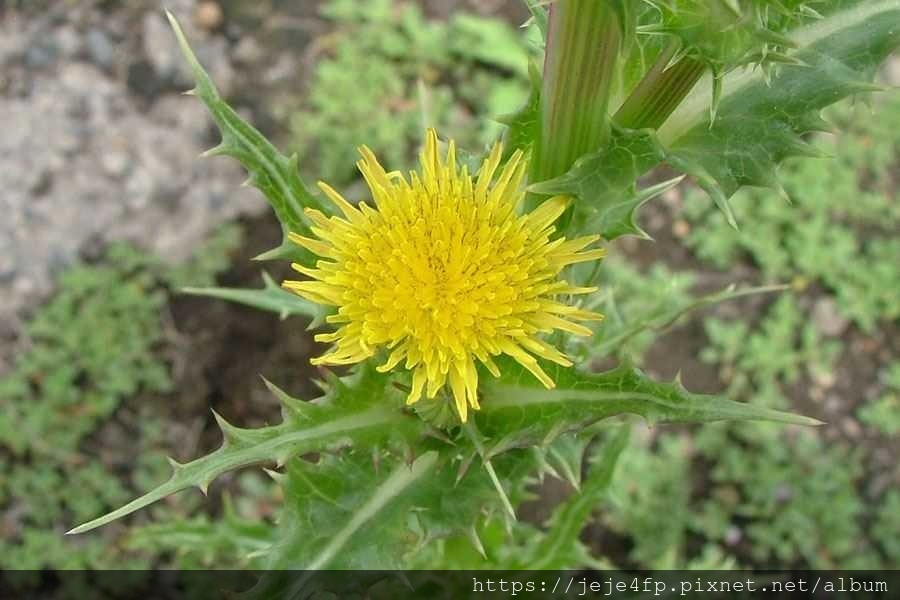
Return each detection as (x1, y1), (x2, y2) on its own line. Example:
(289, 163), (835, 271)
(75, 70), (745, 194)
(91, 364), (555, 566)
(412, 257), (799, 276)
(283, 130), (604, 422)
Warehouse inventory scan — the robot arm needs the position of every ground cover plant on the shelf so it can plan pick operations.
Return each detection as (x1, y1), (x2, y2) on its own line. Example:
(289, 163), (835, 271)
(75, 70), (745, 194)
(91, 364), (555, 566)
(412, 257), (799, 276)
(32, 0), (900, 579)
(0, 228), (242, 570)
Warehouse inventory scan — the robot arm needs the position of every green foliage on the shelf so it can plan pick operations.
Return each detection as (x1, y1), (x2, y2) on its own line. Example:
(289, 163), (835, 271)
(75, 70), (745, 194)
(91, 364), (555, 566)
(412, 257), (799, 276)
(529, 126), (680, 239)
(684, 94), (900, 331)
(701, 295), (840, 406)
(71, 354), (809, 540)
(642, 0), (817, 73)
(659, 1), (898, 218)
(693, 425), (873, 568)
(0, 229), (242, 569)
(291, 0), (533, 186)
(182, 271), (327, 324)
(589, 88), (900, 570)
(63, 1), (899, 574)
(874, 490), (900, 563)
(858, 362), (900, 436)
(603, 432), (693, 567)
(531, 1), (900, 235)
(587, 259), (696, 361)
(167, 12), (326, 264)
(128, 489), (276, 569)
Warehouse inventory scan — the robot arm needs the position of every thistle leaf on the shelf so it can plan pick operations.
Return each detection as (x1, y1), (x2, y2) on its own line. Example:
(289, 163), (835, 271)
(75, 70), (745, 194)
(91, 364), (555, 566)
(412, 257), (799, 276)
(181, 272), (327, 325)
(542, 1), (898, 236)
(592, 282), (789, 358)
(68, 368), (422, 535)
(522, 0), (549, 40)
(265, 446), (527, 571)
(477, 360), (821, 452)
(166, 12), (326, 262)
(525, 427), (628, 570)
(527, 126), (671, 239)
(659, 0), (900, 208)
(498, 61), (541, 160)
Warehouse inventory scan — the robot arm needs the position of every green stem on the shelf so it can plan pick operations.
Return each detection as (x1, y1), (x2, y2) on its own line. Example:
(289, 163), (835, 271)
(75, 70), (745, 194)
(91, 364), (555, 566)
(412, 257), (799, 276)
(614, 46), (707, 130)
(530, 0), (622, 187)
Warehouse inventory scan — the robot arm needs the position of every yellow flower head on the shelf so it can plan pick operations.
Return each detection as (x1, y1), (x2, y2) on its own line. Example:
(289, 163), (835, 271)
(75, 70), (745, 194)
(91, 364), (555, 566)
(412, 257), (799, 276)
(284, 130), (604, 422)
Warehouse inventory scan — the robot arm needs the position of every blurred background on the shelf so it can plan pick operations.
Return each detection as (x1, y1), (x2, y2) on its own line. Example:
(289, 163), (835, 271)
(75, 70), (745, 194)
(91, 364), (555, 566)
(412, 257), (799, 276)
(0, 0), (897, 570)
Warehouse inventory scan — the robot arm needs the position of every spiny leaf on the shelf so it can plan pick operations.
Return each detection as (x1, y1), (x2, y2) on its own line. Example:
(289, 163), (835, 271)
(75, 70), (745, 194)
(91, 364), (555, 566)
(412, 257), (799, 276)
(523, 0), (549, 40)
(659, 0), (900, 209)
(68, 367), (423, 535)
(166, 11), (326, 262)
(527, 126), (672, 239)
(271, 451), (440, 571)
(498, 61), (541, 160)
(182, 272), (327, 325)
(477, 360), (821, 453)
(592, 282), (789, 358)
(266, 446), (521, 571)
(643, 0), (816, 73)
(526, 427), (628, 569)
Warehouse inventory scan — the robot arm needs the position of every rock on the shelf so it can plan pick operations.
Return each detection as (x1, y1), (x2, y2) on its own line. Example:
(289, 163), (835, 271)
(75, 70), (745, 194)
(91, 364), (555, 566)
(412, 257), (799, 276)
(126, 60), (162, 97)
(86, 29), (115, 70)
(883, 55), (900, 87)
(812, 297), (849, 336)
(0, 255), (16, 283)
(142, 12), (181, 80)
(724, 526), (742, 546)
(841, 417), (862, 439)
(100, 150), (131, 179)
(194, 1), (224, 32)
(232, 36), (263, 65)
(25, 41), (57, 68)
(55, 26), (82, 59)
(0, 28), (264, 332)
(672, 219), (690, 238)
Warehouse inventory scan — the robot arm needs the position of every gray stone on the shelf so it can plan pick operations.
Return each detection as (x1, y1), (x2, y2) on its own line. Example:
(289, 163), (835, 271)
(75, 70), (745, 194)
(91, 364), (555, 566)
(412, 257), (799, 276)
(0, 20), (264, 334)
(233, 36), (263, 65)
(55, 26), (83, 58)
(86, 29), (115, 70)
(142, 12), (182, 80)
(724, 526), (742, 546)
(812, 297), (849, 336)
(25, 41), (57, 68)
(100, 150), (131, 179)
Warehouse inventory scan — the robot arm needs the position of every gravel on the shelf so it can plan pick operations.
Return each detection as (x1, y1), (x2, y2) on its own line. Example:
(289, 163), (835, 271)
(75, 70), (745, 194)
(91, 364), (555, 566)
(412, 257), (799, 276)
(0, 1), (266, 343)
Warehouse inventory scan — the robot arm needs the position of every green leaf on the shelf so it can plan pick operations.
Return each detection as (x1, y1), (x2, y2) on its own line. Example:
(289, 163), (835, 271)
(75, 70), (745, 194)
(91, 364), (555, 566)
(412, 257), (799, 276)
(477, 360), (821, 453)
(498, 61), (541, 160)
(523, 0), (549, 40)
(271, 451), (440, 570)
(525, 427), (628, 570)
(128, 494), (274, 568)
(449, 15), (529, 78)
(527, 126), (677, 239)
(67, 367), (423, 535)
(659, 0), (900, 210)
(181, 272), (327, 325)
(166, 11), (326, 262)
(266, 445), (536, 571)
(640, 0), (812, 72)
(592, 281), (789, 358)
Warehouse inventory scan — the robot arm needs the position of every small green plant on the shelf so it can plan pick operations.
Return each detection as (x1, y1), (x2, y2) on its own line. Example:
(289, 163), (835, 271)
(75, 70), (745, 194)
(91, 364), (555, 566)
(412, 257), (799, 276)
(66, 0), (898, 578)
(0, 228), (242, 569)
(858, 362), (900, 436)
(684, 95), (900, 332)
(291, 0), (533, 185)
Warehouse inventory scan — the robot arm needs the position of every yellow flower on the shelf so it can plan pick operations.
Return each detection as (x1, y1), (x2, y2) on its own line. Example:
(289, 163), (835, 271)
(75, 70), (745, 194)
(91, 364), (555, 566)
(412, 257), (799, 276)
(284, 130), (604, 422)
